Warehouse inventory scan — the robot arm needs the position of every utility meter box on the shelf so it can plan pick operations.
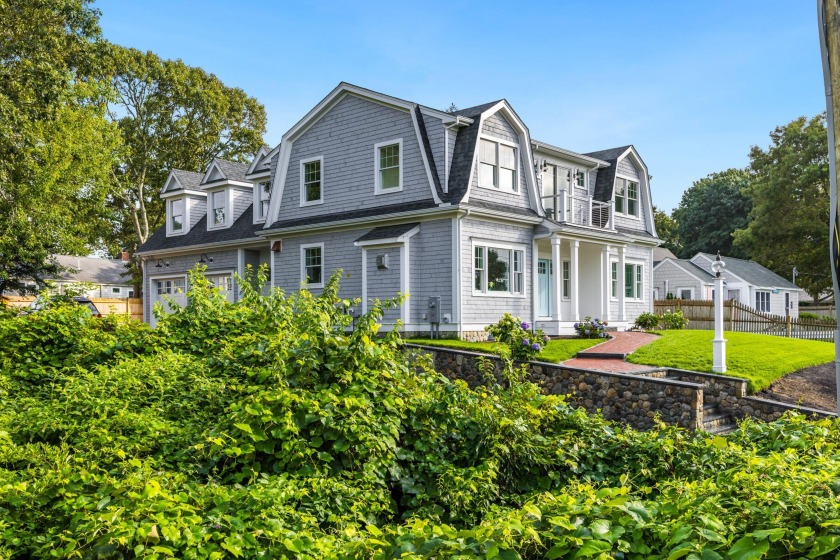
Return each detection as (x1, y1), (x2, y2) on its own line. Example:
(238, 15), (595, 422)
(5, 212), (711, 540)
(427, 296), (441, 323)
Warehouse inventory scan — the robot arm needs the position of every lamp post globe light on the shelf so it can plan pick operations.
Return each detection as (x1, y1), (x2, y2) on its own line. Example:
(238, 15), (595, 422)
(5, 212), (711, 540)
(711, 252), (726, 373)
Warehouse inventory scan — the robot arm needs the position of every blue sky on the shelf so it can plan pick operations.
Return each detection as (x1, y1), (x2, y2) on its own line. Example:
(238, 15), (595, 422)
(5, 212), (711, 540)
(97, 0), (825, 212)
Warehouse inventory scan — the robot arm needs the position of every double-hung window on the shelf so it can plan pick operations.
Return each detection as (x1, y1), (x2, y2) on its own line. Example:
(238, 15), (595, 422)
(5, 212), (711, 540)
(170, 199), (184, 233)
(212, 191), (226, 226)
(755, 291), (771, 313)
(473, 243), (525, 296)
(256, 181), (271, 220)
(375, 139), (402, 193)
(614, 178), (639, 217)
(611, 262), (618, 298)
(301, 243), (324, 288)
(562, 261), (571, 299)
(301, 157), (323, 205)
(624, 263), (643, 300)
(479, 138), (518, 192)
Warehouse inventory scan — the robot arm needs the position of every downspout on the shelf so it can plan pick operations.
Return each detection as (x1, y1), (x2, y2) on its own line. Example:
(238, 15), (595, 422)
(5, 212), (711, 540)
(456, 208), (471, 339)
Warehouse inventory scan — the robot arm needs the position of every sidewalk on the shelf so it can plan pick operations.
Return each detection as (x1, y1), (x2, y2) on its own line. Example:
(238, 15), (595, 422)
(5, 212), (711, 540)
(562, 331), (658, 373)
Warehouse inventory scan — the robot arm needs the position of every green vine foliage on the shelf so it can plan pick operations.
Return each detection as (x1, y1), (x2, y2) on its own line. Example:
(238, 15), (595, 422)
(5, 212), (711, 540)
(2, 266), (840, 558)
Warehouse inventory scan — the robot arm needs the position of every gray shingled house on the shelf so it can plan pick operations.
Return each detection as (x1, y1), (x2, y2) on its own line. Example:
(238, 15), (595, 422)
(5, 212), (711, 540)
(137, 83), (660, 337)
(653, 252), (802, 316)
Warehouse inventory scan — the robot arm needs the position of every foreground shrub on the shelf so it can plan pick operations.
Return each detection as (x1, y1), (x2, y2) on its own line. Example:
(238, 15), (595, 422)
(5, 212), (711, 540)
(634, 311), (661, 331)
(662, 309), (689, 330)
(485, 312), (548, 361)
(574, 316), (608, 338)
(2, 267), (840, 558)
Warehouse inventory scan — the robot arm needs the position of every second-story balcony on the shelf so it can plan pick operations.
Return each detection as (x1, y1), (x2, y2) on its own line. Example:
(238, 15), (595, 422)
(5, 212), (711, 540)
(542, 193), (613, 229)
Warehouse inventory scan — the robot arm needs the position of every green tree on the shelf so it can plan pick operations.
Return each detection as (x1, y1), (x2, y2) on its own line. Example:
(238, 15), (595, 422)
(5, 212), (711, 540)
(672, 168), (752, 259)
(105, 46), (267, 284)
(0, 0), (121, 294)
(734, 115), (830, 302)
(652, 205), (681, 255)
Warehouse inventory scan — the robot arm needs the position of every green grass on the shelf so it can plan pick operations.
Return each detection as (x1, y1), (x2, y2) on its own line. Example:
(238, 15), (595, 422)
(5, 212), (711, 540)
(405, 337), (603, 363)
(626, 330), (835, 392)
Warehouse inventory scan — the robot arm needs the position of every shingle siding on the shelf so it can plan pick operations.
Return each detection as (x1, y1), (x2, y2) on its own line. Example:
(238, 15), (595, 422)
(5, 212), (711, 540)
(277, 94), (432, 223)
(409, 219), (453, 324)
(232, 188), (252, 224)
(612, 155), (649, 233)
(623, 245), (653, 320)
(272, 230), (363, 301)
(188, 196), (206, 230)
(653, 260), (704, 300)
(469, 110), (532, 210)
(460, 218), (533, 325)
(366, 245), (402, 323)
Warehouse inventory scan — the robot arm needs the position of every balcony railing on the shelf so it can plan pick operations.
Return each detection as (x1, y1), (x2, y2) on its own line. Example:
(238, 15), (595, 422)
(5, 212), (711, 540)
(542, 194), (612, 229)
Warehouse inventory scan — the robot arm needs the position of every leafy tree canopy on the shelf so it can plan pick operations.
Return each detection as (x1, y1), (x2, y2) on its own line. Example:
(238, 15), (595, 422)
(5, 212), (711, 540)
(104, 45), (267, 258)
(0, 0), (120, 294)
(672, 168), (751, 259)
(734, 114), (830, 301)
(652, 205), (680, 255)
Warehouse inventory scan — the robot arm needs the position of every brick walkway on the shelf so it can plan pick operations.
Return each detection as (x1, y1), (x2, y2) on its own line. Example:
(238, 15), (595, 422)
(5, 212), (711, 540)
(562, 331), (659, 373)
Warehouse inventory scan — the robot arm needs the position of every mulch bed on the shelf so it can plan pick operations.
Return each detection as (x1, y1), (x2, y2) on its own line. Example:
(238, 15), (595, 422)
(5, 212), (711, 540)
(757, 362), (837, 412)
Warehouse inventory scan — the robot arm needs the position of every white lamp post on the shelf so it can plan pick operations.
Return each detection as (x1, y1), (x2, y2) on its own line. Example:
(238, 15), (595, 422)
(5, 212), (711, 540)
(711, 252), (726, 373)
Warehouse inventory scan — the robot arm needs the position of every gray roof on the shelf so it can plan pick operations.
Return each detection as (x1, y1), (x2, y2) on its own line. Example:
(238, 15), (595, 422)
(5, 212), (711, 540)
(445, 100), (504, 203)
(138, 205), (262, 253)
(672, 258), (716, 280)
(202, 159), (251, 185)
(51, 255), (132, 286)
(464, 199), (540, 218)
(652, 247), (677, 264)
(164, 170), (204, 193)
(268, 200), (438, 230)
(696, 253), (800, 289)
(583, 145), (632, 203)
(355, 223), (419, 242)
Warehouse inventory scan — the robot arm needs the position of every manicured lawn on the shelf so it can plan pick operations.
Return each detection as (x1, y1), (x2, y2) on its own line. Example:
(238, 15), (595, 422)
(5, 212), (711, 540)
(626, 330), (835, 392)
(405, 337), (603, 363)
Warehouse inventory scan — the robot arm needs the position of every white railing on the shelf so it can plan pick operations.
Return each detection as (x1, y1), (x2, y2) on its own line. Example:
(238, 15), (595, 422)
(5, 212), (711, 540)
(542, 194), (612, 229)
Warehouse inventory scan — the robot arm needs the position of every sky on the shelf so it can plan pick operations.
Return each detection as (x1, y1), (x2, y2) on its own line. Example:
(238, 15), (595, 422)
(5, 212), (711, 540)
(96, 0), (826, 213)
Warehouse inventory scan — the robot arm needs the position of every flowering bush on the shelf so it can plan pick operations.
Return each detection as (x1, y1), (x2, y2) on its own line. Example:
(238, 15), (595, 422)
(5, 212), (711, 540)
(662, 309), (689, 330)
(634, 312), (661, 331)
(574, 316), (608, 339)
(485, 313), (549, 361)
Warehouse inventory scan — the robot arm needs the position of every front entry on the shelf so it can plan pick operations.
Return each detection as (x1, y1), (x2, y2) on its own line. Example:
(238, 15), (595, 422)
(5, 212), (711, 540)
(538, 258), (552, 317)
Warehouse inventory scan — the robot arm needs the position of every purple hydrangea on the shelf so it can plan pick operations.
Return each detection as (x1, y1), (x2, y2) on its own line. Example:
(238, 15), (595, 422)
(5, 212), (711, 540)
(531, 343), (540, 350)
(573, 323), (579, 329)
(521, 322), (530, 330)
(543, 335), (550, 343)
(599, 332), (606, 338)
(522, 338), (530, 346)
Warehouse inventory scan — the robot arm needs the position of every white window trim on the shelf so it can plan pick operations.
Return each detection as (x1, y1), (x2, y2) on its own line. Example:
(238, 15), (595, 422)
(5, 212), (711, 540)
(167, 197), (188, 236)
(624, 260), (645, 302)
(471, 239), (527, 298)
(614, 175), (641, 220)
(254, 181), (271, 223)
(300, 156), (324, 207)
(755, 290), (771, 313)
(677, 287), (694, 300)
(374, 138), (403, 195)
(477, 134), (520, 194)
(561, 260), (571, 300)
(207, 189), (231, 230)
(300, 242), (325, 289)
(610, 260), (619, 300)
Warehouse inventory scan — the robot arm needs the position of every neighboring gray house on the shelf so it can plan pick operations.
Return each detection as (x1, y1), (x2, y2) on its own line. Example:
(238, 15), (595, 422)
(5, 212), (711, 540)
(653, 252), (802, 316)
(137, 83), (660, 337)
(4, 255), (134, 298)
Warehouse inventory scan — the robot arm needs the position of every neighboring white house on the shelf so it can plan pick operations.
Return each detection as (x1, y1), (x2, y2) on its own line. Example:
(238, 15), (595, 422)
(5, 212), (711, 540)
(653, 252), (802, 316)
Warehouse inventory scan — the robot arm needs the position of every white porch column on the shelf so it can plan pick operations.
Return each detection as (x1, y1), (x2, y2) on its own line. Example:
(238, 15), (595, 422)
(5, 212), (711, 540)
(601, 245), (611, 321)
(570, 239), (580, 322)
(361, 248), (368, 313)
(551, 237), (562, 321)
(619, 246), (627, 321)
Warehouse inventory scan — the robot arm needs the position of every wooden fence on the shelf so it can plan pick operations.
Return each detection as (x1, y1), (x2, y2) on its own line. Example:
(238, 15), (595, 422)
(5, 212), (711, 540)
(2, 296), (143, 322)
(654, 299), (835, 341)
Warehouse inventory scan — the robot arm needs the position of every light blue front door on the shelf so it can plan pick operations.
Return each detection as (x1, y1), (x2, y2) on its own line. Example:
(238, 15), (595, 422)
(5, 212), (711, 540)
(538, 259), (552, 316)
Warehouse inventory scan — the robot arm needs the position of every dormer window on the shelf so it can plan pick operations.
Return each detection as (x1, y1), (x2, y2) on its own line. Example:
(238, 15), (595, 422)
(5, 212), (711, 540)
(170, 199), (184, 233)
(479, 138), (518, 192)
(212, 191), (226, 226)
(614, 178), (639, 217)
(258, 181), (271, 220)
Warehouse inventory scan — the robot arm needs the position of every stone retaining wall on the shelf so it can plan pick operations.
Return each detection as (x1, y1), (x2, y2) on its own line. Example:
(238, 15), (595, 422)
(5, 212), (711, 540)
(406, 345), (703, 431)
(640, 368), (747, 409)
(730, 396), (837, 422)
